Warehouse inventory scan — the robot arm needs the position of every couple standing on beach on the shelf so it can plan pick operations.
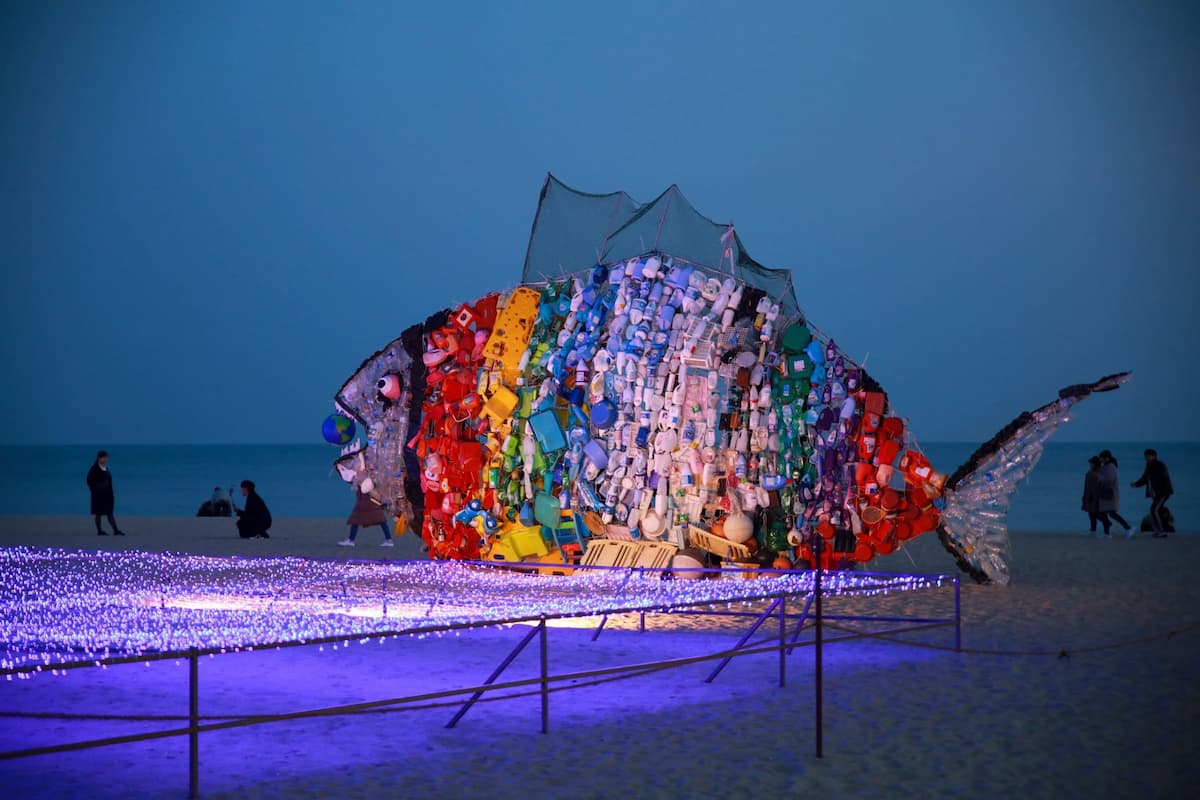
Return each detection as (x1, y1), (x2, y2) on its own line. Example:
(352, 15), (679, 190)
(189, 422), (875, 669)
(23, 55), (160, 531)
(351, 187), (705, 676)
(1082, 450), (1132, 538)
(1083, 449), (1175, 538)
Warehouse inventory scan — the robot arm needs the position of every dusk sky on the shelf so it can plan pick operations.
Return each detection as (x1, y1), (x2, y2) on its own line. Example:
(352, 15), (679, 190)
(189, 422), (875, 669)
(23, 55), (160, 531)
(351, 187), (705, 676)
(2, 1), (1196, 445)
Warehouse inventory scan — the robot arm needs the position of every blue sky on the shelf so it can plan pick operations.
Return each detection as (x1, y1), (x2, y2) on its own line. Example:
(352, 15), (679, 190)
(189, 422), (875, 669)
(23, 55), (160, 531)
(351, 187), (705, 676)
(1, 1), (1196, 445)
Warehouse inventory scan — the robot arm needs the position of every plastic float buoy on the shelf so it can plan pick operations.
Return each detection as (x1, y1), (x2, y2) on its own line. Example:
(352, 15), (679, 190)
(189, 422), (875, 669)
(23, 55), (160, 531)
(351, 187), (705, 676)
(723, 511), (754, 544)
(672, 548), (706, 579)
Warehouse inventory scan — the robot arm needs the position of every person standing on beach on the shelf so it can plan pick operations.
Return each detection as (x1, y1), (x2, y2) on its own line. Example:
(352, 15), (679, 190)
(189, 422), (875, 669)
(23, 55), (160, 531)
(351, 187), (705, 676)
(1082, 456), (1108, 536)
(86, 450), (125, 536)
(1131, 449), (1174, 537)
(338, 486), (394, 547)
(1096, 450), (1132, 536)
(233, 479), (272, 539)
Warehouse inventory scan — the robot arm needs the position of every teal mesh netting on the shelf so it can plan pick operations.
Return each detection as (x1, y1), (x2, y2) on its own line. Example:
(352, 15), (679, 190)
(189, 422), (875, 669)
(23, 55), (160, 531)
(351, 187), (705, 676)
(522, 174), (802, 321)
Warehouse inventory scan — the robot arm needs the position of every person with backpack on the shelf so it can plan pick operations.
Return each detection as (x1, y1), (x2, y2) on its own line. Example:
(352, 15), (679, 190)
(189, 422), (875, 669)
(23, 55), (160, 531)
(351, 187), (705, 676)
(1131, 449), (1174, 538)
(337, 485), (394, 548)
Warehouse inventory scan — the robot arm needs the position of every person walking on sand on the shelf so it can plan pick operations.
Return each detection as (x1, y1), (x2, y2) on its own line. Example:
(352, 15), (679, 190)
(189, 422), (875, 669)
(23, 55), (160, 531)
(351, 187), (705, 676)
(86, 450), (125, 536)
(1099, 450), (1132, 537)
(1131, 449), (1174, 538)
(1082, 456), (1108, 536)
(338, 485), (393, 547)
(233, 479), (272, 539)
(1097, 450), (1133, 535)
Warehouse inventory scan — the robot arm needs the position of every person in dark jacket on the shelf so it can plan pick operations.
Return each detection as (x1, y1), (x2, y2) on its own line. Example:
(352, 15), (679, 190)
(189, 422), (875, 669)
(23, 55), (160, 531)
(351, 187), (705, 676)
(337, 486), (393, 547)
(196, 486), (233, 517)
(86, 450), (125, 536)
(233, 479), (272, 539)
(1131, 449), (1174, 537)
(1082, 456), (1108, 536)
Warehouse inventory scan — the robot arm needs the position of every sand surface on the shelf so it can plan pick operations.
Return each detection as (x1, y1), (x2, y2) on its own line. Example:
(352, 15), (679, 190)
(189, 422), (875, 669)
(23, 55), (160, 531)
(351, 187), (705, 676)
(1, 517), (1198, 799)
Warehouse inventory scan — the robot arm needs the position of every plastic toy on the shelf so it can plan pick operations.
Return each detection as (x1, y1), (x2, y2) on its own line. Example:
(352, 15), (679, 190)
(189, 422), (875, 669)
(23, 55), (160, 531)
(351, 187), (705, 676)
(321, 414), (356, 446)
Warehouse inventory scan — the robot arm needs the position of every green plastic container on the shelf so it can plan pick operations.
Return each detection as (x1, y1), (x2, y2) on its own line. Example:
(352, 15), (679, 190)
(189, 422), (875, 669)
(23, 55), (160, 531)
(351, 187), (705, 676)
(781, 324), (813, 353)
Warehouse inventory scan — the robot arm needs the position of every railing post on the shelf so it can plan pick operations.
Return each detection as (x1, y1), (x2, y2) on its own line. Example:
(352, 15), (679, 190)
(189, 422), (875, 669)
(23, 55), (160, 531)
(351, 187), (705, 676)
(189, 647), (199, 799)
(954, 577), (961, 652)
(778, 594), (786, 688)
(814, 536), (823, 759)
(539, 618), (549, 734)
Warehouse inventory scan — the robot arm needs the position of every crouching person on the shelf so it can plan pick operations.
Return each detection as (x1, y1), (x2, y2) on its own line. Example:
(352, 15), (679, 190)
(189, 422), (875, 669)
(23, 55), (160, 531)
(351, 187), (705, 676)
(234, 479), (272, 539)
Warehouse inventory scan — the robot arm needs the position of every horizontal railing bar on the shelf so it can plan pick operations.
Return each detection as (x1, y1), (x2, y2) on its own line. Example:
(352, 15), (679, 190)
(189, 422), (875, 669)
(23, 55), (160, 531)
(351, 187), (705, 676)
(818, 615), (955, 624)
(0, 620), (956, 762)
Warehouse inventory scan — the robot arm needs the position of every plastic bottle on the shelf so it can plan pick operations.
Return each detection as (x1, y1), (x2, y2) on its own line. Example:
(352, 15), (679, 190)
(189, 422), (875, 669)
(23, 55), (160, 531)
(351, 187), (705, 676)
(760, 303), (779, 342)
(521, 433), (536, 499)
(710, 278), (736, 321)
(684, 280), (703, 314)
(722, 285), (743, 329)
(665, 403), (682, 428)
(648, 280), (664, 305)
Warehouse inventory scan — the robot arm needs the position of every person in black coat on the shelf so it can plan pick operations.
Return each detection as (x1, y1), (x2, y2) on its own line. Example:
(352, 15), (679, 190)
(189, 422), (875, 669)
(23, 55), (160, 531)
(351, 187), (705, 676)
(233, 479), (272, 538)
(1131, 448), (1174, 537)
(86, 450), (125, 536)
(1082, 456), (1107, 535)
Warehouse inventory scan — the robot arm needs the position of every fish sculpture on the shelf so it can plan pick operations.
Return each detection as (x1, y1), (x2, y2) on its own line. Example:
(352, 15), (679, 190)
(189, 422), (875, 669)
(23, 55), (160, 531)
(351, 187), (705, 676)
(331, 175), (1128, 584)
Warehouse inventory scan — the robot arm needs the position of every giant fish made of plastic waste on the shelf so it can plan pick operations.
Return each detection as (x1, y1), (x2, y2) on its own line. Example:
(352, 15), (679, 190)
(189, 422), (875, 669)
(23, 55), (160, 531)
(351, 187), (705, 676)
(330, 177), (1128, 585)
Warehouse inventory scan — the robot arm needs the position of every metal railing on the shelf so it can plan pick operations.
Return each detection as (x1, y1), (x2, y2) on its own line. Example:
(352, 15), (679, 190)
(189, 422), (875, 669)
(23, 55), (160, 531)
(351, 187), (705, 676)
(0, 560), (961, 798)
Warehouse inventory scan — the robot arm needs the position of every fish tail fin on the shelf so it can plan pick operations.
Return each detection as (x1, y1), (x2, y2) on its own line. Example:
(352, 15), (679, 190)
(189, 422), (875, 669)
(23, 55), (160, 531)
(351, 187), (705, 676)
(937, 372), (1131, 585)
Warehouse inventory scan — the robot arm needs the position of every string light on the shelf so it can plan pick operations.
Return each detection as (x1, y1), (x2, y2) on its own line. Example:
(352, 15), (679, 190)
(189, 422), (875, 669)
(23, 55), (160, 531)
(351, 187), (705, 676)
(0, 547), (945, 677)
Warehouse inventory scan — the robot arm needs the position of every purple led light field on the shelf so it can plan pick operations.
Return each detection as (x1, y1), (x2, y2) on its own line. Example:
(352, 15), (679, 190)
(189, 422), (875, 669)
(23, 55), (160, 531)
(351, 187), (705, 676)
(1, 548), (946, 675)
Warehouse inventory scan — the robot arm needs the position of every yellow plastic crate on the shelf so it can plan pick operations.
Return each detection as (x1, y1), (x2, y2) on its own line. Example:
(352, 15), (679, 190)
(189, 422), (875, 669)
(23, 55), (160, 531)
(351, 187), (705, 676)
(482, 287), (540, 385)
(486, 523), (549, 562)
(481, 385), (518, 423)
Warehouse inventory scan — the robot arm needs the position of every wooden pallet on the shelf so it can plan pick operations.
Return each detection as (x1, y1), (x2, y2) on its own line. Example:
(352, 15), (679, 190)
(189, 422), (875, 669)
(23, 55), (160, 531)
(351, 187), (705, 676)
(686, 524), (752, 561)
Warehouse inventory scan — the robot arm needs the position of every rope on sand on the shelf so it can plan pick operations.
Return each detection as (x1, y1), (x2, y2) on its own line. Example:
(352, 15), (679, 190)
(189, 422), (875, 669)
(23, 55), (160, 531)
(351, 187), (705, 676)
(4, 621), (1199, 727)
(820, 619), (1200, 658)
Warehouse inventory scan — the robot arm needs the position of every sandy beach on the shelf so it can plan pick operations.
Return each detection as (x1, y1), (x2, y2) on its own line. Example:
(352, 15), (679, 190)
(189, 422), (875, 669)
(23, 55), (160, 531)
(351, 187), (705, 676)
(1, 517), (1197, 799)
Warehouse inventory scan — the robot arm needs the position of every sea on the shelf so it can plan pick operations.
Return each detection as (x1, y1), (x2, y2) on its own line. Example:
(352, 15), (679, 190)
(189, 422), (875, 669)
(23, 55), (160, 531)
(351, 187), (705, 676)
(0, 443), (1194, 534)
